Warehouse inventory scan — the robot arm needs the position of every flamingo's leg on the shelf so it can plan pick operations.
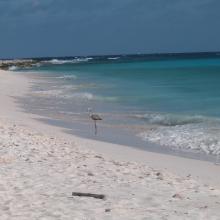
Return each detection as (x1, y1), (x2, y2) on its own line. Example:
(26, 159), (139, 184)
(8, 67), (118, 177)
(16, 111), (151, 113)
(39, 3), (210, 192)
(94, 120), (97, 135)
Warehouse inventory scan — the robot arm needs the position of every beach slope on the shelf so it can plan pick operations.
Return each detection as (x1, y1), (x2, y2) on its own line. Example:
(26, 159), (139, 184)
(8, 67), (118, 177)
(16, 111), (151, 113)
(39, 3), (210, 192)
(0, 69), (220, 219)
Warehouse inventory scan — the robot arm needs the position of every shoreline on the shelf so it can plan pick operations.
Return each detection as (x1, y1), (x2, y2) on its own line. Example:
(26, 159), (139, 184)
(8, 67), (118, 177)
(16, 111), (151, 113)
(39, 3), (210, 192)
(6, 69), (220, 187)
(16, 68), (219, 162)
(1, 69), (220, 186)
(17, 65), (220, 162)
(1, 69), (220, 218)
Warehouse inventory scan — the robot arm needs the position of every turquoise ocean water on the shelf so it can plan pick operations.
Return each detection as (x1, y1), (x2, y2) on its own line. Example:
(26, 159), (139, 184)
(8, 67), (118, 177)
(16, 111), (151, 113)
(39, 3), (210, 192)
(16, 54), (220, 159)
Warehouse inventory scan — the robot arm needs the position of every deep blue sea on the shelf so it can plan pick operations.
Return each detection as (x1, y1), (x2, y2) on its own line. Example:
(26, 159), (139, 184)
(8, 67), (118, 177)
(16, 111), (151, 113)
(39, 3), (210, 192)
(16, 53), (220, 159)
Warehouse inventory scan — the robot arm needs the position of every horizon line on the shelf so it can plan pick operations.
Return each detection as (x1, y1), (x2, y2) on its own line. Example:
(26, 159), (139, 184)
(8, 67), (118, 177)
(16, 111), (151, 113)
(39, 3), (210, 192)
(1, 50), (220, 60)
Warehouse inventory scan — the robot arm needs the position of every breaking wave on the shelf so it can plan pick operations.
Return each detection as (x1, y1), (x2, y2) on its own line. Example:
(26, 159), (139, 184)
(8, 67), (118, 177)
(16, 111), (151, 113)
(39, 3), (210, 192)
(108, 57), (120, 60)
(8, 66), (18, 71)
(42, 58), (93, 65)
(134, 113), (205, 126)
(136, 112), (220, 156)
(138, 124), (220, 156)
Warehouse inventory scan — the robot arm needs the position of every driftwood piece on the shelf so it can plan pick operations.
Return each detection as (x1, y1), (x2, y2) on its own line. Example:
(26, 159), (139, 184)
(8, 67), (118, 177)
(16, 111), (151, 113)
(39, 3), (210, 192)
(72, 192), (106, 200)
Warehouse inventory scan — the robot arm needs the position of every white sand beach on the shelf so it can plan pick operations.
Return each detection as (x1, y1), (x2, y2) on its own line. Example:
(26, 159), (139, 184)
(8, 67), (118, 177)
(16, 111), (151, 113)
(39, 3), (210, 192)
(1, 69), (220, 219)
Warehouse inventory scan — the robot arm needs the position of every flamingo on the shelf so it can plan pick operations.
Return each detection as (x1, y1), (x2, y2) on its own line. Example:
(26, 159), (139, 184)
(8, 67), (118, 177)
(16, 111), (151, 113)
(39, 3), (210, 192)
(88, 108), (102, 135)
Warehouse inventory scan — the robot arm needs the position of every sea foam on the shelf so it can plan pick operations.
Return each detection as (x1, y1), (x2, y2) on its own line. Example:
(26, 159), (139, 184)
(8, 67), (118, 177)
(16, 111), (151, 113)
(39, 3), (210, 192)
(138, 122), (220, 156)
(33, 89), (94, 101)
(55, 75), (77, 80)
(8, 66), (18, 71)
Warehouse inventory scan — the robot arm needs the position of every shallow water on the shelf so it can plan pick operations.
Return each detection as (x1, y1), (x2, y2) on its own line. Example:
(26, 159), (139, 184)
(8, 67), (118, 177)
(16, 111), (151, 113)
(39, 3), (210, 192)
(16, 53), (220, 160)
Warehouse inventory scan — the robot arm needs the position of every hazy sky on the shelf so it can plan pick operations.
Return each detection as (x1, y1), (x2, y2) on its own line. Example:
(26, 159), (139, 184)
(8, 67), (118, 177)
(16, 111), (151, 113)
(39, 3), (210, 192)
(0, 0), (220, 58)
